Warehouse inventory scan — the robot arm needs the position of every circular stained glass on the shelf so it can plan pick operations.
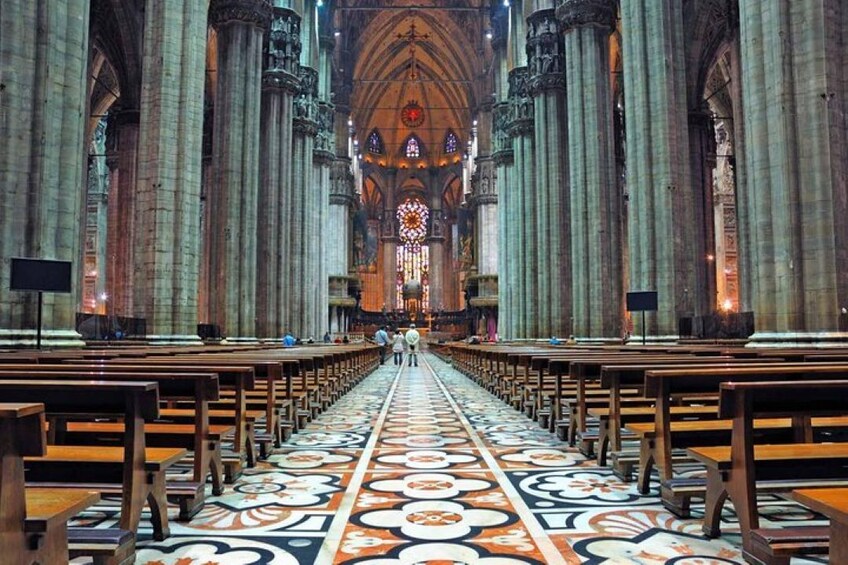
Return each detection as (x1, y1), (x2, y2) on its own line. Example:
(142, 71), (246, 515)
(401, 100), (425, 128)
(397, 199), (429, 245)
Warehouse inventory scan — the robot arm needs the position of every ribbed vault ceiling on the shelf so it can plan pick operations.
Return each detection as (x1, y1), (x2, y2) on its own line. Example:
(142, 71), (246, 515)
(343, 0), (485, 167)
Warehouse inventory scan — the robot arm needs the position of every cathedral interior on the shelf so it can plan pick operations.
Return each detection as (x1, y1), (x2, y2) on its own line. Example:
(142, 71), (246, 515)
(2, 0), (848, 563)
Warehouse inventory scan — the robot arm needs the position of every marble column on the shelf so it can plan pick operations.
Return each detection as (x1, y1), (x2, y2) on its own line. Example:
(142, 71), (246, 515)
(621, 0), (695, 339)
(381, 171), (398, 310)
(508, 67), (536, 338)
(132, 0), (209, 342)
(688, 104), (718, 317)
(428, 181), (446, 312)
(472, 158), (499, 275)
(257, 7), (301, 339)
(0, 0), (90, 346)
(107, 110), (140, 319)
(528, 9), (570, 339)
(289, 65), (319, 336)
(739, 1), (848, 343)
(559, 0), (622, 339)
(207, 0), (269, 341)
(491, 8), (513, 340)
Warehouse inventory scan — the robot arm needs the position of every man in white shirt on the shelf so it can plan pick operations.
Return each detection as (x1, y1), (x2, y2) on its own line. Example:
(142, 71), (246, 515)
(404, 323), (421, 367)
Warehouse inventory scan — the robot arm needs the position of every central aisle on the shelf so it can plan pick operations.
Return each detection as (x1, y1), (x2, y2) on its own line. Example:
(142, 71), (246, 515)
(319, 354), (564, 564)
(134, 353), (760, 564)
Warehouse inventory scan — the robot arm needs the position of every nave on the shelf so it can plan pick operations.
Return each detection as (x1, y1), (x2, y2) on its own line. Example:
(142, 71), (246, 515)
(73, 353), (824, 564)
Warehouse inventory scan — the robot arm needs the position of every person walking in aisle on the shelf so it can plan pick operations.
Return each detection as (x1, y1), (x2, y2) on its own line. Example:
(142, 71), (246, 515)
(392, 330), (405, 365)
(375, 326), (390, 365)
(405, 323), (421, 367)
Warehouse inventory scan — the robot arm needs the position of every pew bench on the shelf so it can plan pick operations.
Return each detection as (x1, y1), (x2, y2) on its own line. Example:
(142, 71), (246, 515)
(1, 380), (185, 540)
(686, 381), (848, 564)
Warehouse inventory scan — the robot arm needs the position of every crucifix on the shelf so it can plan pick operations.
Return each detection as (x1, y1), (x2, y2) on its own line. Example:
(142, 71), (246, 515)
(397, 17), (430, 80)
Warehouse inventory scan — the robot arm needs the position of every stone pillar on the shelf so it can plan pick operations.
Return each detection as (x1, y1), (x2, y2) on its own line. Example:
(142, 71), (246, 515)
(528, 9), (570, 339)
(381, 171), (398, 310)
(207, 0), (269, 341)
(106, 110), (140, 319)
(329, 160), (356, 277)
(133, 0), (209, 342)
(739, 1), (848, 343)
(0, 0), (90, 345)
(559, 0), (622, 339)
(289, 65), (319, 336)
(471, 158), (499, 275)
(257, 7), (301, 339)
(621, 0), (694, 339)
(508, 67), (535, 338)
(428, 182), (446, 312)
(688, 104), (718, 317)
(491, 8), (513, 340)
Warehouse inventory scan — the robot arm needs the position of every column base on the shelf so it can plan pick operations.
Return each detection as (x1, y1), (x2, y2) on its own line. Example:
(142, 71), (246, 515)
(222, 336), (260, 344)
(627, 334), (680, 345)
(0, 329), (86, 348)
(146, 334), (204, 346)
(747, 331), (848, 348)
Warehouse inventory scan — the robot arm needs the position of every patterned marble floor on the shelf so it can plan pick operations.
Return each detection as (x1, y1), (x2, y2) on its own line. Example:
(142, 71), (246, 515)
(72, 353), (828, 564)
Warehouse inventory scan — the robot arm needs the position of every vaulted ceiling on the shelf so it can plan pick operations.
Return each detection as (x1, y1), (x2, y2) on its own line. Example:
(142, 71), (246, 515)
(338, 0), (487, 168)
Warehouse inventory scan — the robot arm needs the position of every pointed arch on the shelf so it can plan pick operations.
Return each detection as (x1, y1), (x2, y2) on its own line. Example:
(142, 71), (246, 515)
(366, 128), (384, 154)
(402, 134), (424, 159)
(444, 130), (460, 154)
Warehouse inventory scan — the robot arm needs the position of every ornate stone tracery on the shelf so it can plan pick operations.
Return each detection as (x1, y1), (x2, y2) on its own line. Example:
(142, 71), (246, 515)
(556, 0), (617, 32)
(209, 0), (272, 29)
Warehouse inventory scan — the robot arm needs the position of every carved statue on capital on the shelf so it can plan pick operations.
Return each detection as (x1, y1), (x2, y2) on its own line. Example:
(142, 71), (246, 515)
(527, 10), (564, 94)
(266, 7), (301, 75)
(556, 0), (616, 33)
(314, 102), (336, 154)
(210, 0), (273, 29)
(293, 66), (319, 135)
(507, 67), (534, 134)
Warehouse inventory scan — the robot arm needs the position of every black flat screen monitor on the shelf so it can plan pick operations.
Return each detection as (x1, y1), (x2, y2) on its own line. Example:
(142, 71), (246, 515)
(10, 258), (73, 293)
(626, 290), (658, 312)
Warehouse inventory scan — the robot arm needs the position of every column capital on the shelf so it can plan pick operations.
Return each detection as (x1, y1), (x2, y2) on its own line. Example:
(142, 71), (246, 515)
(527, 10), (565, 94)
(469, 160), (498, 207)
(262, 70), (300, 93)
(507, 67), (535, 134)
(293, 66), (319, 136)
(556, 0), (616, 33)
(210, 0), (272, 29)
(330, 159), (356, 206)
(266, 7), (302, 74)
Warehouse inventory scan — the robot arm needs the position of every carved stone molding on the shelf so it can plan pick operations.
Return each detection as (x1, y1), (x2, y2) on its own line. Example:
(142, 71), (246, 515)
(527, 9), (565, 94)
(492, 149), (514, 166)
(210, 0), (272, 29)
(262, 70), (300, 94)
(556, 0), (616, 33)
(266, 7), (301, 74)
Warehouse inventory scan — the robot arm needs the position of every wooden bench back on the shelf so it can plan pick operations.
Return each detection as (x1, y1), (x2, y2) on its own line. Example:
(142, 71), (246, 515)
(644, 365), (848, 397)
(719, 380), (848, 420)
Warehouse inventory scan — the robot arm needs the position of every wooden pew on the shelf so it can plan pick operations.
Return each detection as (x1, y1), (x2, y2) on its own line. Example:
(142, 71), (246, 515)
(0, 380), (185, 540)
(1, 402), (105, 564)
(0, 368), (220, 518)
(687, 380), (848, 564)
(58, 360), (259, 476)
(641, 365), (848, 516)
(792, 487), (848, 565)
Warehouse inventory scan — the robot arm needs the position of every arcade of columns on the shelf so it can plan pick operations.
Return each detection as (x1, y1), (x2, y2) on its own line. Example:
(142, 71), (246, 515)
(1, 0), (847, 345)
(0, 0), (354, 344)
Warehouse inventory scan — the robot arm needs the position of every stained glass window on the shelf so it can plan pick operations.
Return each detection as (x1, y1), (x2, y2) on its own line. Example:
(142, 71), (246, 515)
(396, 198), (430, 309)
(445, 131), (458, 154)
(405, 136), (421, 158)
(367, 130), (383, 154)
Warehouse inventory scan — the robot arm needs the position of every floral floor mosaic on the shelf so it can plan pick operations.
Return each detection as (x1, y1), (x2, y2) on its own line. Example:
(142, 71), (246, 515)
(71, 353), (828, 564)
